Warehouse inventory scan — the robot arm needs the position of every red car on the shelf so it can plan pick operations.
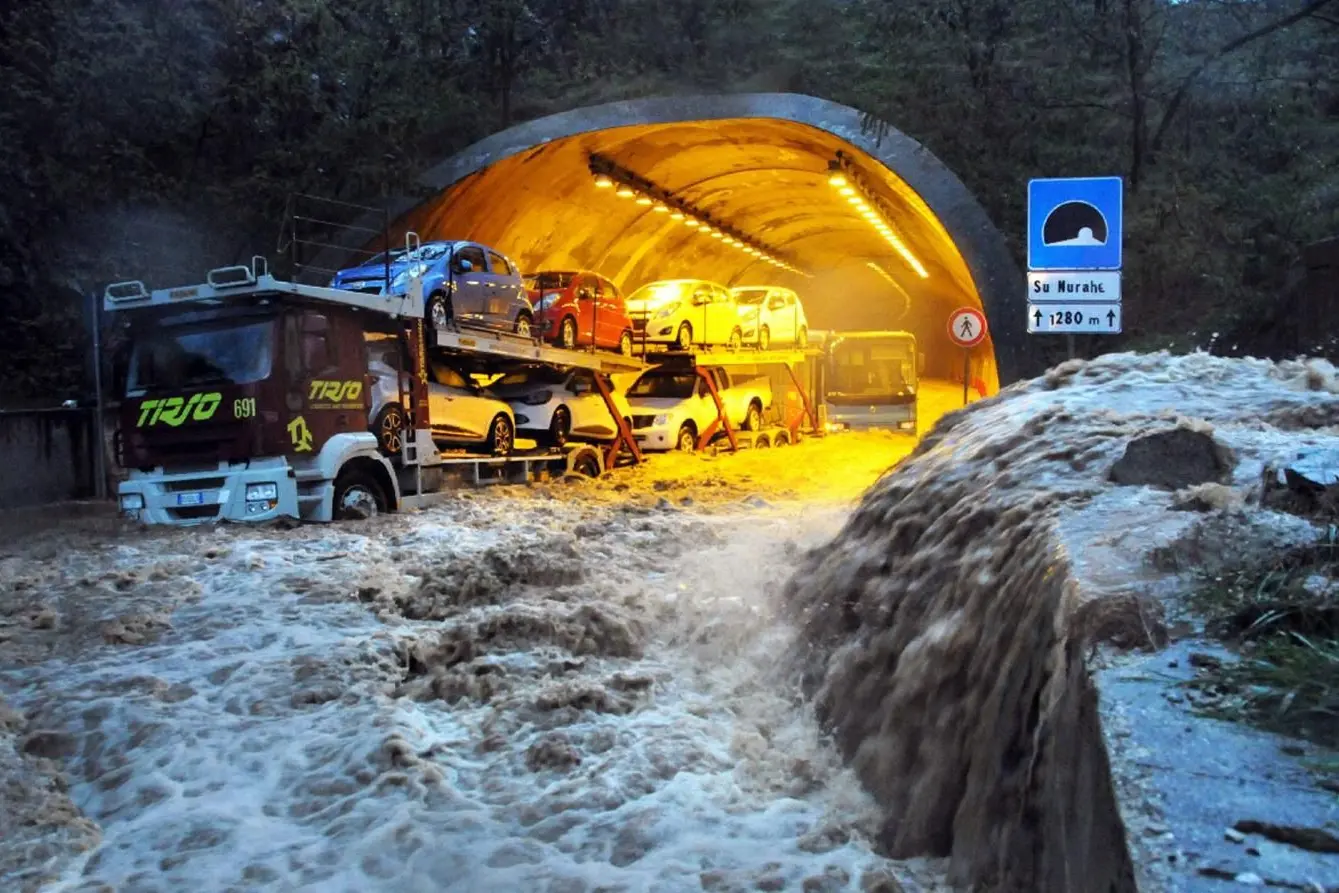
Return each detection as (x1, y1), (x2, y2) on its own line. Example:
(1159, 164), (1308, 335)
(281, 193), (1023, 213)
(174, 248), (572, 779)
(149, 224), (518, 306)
(524, 270), (635, 356)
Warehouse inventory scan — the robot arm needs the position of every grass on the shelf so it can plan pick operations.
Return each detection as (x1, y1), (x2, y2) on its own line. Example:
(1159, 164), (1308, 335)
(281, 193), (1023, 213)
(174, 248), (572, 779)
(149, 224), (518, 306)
(1182, 533), (1339, 755)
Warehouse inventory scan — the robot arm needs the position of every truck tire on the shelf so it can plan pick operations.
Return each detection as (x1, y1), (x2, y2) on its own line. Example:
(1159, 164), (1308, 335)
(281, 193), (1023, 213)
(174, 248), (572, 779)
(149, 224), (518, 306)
(372, 403), (406, 455)
(488, 414), (515, 456)
(743, 401), (762, 432)
(333, 470), (385, 521)
(676, 423), (697, 452)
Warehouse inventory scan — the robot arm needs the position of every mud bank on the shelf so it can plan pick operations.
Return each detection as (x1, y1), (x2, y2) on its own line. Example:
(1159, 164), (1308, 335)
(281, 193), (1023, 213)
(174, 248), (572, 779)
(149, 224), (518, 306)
(784, 351), (1339, 891)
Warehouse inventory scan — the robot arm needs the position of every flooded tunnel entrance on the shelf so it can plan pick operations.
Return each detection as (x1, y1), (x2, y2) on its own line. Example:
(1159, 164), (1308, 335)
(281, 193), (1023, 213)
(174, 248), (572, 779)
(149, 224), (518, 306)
(370, 94), (1028, 393)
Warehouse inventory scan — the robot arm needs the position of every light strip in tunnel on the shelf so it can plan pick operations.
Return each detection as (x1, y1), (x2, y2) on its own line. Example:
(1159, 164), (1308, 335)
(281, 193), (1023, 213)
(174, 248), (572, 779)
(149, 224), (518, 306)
(828, 155), (929, 280)
(587, 153), (810, 278)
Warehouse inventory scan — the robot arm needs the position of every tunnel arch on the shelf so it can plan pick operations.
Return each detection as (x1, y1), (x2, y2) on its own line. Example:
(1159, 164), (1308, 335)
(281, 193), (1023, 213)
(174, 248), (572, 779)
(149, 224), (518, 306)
(380, 93), (1029, 387)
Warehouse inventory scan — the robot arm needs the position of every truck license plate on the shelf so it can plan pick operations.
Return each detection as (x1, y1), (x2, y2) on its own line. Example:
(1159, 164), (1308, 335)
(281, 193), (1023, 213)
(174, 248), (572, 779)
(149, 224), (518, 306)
(176, 491), (205, 506)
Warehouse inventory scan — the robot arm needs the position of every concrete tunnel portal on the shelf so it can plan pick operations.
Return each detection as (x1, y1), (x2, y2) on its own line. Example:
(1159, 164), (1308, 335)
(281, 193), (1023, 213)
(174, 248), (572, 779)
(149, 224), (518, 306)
(380, 94), (1028, 391)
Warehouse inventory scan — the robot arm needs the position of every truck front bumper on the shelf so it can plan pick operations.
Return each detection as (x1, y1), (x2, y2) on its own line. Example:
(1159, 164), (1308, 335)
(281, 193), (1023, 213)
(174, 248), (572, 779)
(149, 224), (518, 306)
(117, 458), (301, 526)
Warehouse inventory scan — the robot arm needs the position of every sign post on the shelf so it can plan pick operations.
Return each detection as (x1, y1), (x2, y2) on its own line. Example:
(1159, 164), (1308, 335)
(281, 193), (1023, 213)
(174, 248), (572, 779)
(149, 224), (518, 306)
(1026, 176), (1124, 350)
(947, 307), (988, 406)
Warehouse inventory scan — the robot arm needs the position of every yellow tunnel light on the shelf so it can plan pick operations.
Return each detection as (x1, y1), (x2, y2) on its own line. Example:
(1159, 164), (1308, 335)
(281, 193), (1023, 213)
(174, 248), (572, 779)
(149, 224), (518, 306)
(653, 202), (669, 213)
(710, 230), (724, 239)
(594, 174), (615, 189)
(838, 185), (855, 197)
(635, 195), (653, 206)
(616, 185), (636, 199)
(670, 210), (684, 220)
(684, 218), (700, 228)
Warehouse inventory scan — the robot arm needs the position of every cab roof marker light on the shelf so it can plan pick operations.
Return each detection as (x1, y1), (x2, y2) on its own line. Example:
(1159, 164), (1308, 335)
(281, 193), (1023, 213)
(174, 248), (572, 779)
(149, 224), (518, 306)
(206, 263), (259, 289)
(104, 279), (151, 303)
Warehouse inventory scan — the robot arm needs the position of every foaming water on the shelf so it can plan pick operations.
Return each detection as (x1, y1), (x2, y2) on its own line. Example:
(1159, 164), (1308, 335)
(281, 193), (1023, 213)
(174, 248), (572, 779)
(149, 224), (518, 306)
(3, 499), (938, 892)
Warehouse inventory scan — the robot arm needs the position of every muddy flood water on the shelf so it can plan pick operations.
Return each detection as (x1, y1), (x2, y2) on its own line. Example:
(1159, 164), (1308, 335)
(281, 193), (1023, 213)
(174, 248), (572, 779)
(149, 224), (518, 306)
(0, 419), (948, 893)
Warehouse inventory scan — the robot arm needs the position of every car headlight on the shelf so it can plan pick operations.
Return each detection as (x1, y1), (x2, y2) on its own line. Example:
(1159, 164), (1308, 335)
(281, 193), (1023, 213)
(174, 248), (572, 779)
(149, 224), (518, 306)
(654, 302), (681, 319)
(119, 493), (144, 511)
(390, 264), (428, 288)
(653, 414), (669, 426)
(523, 390), (552, 406)
(246, 482), (279, 501)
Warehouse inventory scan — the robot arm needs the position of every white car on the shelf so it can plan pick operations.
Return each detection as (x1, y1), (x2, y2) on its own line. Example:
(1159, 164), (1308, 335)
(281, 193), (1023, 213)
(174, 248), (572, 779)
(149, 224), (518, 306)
(625, 366), (772, 452)
(488, 365), (632, 447)
(367, 338), (515, 456)
(625, 279), (744, 350)
(730, 286), (810, 350)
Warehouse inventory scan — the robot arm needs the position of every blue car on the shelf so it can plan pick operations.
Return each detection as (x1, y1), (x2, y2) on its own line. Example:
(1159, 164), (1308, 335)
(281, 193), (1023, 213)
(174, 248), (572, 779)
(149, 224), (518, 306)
(330, 240), (534, 336)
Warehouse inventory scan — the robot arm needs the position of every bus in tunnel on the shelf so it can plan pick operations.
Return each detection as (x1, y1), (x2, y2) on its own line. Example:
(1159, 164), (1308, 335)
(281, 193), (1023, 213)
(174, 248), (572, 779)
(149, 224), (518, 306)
(812, 330), (921, 433)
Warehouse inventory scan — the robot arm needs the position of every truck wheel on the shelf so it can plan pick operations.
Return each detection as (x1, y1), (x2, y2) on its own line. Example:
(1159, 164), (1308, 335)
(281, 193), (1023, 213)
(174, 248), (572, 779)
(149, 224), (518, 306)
(333, 470), (385, 521)
(772, 431), (790, 447)
(427, 292), (451, 330)
(572, 453), (601, 478)
(372, 403), (406, 455)
(515, 311), (533, 338)
(796, 326), (808, 348)
(676, 423), (696, 452)
(675, 322), (693, 351)
(488, 414), (514, 456)
(549, 406), (571, 447)
(754, 434), (771, 449)
(743, 401), (762, 432)
(619, 330), (633, 356)
(559, 316), (577, 349)
(758, 326), (770, 351)
(728, 328), (743, 351)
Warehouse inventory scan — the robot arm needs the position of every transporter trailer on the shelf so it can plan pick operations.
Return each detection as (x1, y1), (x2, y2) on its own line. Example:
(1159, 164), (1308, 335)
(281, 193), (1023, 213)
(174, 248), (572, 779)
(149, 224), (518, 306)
(104, 254), (645, 526)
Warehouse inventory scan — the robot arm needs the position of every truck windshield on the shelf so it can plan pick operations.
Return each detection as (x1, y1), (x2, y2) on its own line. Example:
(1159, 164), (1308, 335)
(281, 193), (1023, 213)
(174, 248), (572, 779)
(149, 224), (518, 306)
(628, 372), (696, 398)
(126, 319), (275, 396)
(827, 340), (916, 403)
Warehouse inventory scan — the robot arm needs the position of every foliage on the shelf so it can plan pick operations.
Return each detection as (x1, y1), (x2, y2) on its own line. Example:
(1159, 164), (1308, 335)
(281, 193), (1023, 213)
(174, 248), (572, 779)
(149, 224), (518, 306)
(0, 0), (1336, 400)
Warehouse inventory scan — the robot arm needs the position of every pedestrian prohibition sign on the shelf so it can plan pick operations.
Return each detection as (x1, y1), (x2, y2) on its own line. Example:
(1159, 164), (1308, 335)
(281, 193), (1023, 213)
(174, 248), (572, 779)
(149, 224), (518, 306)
(948, 307), (988, 348)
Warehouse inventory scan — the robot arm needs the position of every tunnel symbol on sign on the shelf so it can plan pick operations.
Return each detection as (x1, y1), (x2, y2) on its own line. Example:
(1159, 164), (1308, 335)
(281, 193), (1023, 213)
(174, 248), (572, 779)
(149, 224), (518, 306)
(1042, 200), (1108, 247)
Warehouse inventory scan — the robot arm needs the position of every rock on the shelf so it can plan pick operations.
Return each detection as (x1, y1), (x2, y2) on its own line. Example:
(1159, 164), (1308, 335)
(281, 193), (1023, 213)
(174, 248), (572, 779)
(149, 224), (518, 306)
(1261, 448), (1339, 515)
(21, 730), (77, 760)
(1225, 828), (1246, 843)
(1108, 426), (1235, 490)
(859, 869), (905, 892)
(1235, 872), (1264, 885)
(754, 873), (785, 891)
(1232, 820), (1339, 853)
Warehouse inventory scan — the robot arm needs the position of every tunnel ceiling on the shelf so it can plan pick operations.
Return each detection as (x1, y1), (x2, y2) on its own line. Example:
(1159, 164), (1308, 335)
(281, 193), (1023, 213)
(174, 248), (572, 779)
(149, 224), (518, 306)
(378, 94), (1030, 384)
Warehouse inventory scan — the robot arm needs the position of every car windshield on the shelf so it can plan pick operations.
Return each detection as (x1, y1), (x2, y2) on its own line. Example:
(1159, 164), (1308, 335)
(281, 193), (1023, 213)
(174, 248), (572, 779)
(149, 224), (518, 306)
(403, 243), (451, 263)
(732, 289), (768, 305)
(628, 371), (696, 398)
(126, 318), (275, 395)
(495, 366), (569, 387)
(524, 272), (576, 291)
(628, 282), (690, 305)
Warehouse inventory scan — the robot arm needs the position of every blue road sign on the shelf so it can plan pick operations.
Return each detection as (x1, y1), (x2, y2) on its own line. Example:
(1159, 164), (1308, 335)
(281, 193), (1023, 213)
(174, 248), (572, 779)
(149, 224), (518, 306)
(1027, 176), (1123, 271)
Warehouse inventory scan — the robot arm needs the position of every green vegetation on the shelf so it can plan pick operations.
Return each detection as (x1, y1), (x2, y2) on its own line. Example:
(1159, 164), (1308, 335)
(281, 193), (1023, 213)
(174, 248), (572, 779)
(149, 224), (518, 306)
(1184, 537), (1339, 757)
(1, 0), (1337, 399)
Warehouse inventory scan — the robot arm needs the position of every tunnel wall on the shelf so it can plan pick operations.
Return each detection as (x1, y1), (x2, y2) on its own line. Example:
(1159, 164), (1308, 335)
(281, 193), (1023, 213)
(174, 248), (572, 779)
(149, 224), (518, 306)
(361, 94), (1030, 387)
(0, 409), (97, 509)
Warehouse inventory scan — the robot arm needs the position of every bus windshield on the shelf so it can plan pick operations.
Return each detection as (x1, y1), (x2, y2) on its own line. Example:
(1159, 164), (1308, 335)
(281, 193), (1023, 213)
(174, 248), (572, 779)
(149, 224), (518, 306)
(826, 337), (917, 404)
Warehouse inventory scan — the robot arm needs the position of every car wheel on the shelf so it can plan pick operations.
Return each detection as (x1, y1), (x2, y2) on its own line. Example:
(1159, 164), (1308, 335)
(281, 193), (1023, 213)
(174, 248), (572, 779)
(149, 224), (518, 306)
(772, 431), (790, 447)
(488, 413), (514, 456)
(559, 317), (578, 349)
(728, 328), (743, 351)
(743, 401), (762, 432)
(549, 406), (571, 447)
(758, 326), (770, 351)
(427, 292), (450, 330)
(619, 330), (633, 356)
(515, 312), (533, 338)
(332, 470), (385, 521)
(675, 322), (692, 351)
(573, 453), (601, 477)
(676, 423), (696, 452)
(797, 326), (808, 348)
(372, 403), (406, 455)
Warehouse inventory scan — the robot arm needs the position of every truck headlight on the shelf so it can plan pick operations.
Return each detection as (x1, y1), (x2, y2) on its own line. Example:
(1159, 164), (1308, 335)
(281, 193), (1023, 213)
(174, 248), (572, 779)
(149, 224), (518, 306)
(119, 493), (144, 511)
(246, 482), (279, 501)
(653, 414), (669, 426)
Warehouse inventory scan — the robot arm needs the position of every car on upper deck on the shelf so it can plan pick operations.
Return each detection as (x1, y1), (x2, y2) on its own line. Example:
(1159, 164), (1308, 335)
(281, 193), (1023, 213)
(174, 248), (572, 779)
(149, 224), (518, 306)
(730, 285), (810, 350)
(624, 279), (744, 350)
(331, 240), (533, 337)
(524, 270), (635, 356)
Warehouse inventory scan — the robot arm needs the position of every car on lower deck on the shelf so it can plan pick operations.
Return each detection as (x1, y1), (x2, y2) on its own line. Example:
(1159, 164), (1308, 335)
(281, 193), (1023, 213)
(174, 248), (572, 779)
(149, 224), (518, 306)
(331, 240), (534, 337)
(525, 270), (635, 356)
(488, 364), (632, 447)
(624, 279), (743, 350)
(366, 336), (515, 456)
(730, 285), (810, 350)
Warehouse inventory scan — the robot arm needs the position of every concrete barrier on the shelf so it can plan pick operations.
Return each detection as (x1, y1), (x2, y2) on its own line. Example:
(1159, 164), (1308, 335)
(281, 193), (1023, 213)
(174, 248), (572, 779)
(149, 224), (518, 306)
(0, 409), (107, 509)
